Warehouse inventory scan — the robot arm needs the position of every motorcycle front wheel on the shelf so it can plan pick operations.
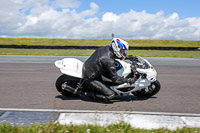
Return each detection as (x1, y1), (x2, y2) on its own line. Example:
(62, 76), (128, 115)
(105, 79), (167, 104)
(133, 80), (161, 98)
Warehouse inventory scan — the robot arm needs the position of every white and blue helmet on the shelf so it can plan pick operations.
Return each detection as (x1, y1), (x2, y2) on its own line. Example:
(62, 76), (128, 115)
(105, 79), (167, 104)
(110, 38), (129, 59)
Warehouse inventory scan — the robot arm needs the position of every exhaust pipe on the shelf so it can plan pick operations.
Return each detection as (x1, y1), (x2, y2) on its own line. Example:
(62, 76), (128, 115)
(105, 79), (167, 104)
(62, 82), (81, 95)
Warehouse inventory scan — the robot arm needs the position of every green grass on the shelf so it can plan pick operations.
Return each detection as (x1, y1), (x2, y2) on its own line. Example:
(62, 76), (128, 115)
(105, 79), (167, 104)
(0, 123), (200, 133)
(0, 38), (200, 47)
(0, 38), (199, 58)
(128, 40), (200, 47)
(0, 48), (95, 56)
(0, 48), (199, 58)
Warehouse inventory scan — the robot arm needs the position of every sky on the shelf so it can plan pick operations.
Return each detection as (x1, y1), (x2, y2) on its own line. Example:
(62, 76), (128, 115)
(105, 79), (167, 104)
(0, 0), (200, 40)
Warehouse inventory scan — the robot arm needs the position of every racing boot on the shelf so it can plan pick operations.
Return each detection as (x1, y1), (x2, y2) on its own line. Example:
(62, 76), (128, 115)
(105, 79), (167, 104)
(84, 91), (95, 99)
(95, 92), (115, 102)
(84, 91), (110, 102)
(95, 94), (109, 102)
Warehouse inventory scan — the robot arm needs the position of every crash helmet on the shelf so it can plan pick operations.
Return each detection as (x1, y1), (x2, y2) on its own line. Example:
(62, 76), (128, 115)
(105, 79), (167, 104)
(110, 38), (129, 60)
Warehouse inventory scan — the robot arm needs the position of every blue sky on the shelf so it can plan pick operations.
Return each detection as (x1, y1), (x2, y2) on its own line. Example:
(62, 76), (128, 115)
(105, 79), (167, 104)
(77, 0), (200, 18)
(0, 0), (200, 40)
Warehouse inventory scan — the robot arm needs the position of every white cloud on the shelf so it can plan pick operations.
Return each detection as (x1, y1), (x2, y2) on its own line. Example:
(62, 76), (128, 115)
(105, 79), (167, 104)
(51, 0), (80, 9)
(102, 12), (119, 22)
(0, 0), (200, 40)
(80, 2), (99, 17)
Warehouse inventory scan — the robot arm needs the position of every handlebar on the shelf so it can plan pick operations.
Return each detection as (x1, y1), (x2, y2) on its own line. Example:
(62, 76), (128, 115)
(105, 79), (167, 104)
(125, 55), (138, 62)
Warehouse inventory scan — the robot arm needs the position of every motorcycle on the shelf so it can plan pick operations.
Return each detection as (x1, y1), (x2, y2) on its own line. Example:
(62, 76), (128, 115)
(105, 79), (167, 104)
(55, 55), (161, 100)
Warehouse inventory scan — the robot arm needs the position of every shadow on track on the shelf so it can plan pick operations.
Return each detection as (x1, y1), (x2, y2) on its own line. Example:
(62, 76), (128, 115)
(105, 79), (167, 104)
(55, 95), (157, 104)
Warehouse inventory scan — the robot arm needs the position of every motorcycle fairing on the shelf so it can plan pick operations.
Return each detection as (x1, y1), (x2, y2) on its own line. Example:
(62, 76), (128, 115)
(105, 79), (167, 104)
(55, 58), (83, 78)
(110, 78), (151, 95)
(115, 59), (131, 78)
(55, 56), (157, 94)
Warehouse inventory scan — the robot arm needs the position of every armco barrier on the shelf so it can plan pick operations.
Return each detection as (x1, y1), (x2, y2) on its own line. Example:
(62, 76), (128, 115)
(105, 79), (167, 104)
(0, 45), (199, 51)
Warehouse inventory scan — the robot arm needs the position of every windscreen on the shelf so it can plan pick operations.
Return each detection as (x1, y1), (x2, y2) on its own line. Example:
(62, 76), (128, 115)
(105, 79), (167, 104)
(135, 55), (151, 69)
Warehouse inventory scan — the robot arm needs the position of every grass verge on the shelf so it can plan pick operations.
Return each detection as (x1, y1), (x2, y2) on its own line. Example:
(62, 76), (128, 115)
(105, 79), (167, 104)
(0, 48), (199, 58)
(0, 38), (200, 47)
(0, 123), (200, 133)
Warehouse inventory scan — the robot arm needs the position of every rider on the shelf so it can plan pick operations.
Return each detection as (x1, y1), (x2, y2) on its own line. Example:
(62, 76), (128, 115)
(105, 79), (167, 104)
(82, 38), (137, 101)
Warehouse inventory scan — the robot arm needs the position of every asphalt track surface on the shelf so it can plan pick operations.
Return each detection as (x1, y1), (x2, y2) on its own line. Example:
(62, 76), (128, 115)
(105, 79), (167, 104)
(0, 55), (200, 114)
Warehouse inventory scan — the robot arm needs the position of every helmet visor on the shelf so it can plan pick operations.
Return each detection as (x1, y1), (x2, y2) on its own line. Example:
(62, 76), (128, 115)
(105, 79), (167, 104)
(120, 49), (128, 56)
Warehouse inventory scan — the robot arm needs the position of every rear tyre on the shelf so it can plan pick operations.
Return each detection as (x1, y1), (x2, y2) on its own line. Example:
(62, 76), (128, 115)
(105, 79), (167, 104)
(133, 80), (161, 98)
(55, 74), (79, 97)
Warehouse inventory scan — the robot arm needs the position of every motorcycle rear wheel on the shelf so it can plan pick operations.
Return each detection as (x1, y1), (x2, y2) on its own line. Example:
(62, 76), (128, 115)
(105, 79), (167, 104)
(55, 74), (80, 97)
(133, 80), (161, 98)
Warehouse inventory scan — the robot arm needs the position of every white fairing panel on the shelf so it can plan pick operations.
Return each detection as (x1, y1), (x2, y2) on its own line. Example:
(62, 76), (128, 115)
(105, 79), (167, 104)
(55, 58), (83, 78)
(116, 59), (131, 77)
(137, 68), (157, 81)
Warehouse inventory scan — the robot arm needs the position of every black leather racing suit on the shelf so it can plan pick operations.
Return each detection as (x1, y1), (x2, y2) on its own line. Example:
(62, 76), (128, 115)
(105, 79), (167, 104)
(82, 46), (128, 99)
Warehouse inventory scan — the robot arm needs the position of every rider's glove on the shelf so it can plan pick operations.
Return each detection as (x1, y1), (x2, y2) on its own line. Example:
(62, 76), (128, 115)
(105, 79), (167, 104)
(127, 77), (137, 85)
(126, 55), (138, 62)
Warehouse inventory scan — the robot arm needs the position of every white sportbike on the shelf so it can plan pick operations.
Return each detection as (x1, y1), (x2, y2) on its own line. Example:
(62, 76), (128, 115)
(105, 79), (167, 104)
(55, 55), (161, 99)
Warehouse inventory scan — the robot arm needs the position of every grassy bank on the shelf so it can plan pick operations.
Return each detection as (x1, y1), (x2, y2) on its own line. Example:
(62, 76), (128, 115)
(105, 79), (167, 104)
(0, 48), (199, 58)
(0, 38), (199, 58)
(0, 38), (200, 47)
(0, 123), (200, 133)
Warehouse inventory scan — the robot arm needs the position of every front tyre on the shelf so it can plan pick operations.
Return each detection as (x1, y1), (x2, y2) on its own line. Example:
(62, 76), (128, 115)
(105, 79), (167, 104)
(133, 80), (161, 98)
